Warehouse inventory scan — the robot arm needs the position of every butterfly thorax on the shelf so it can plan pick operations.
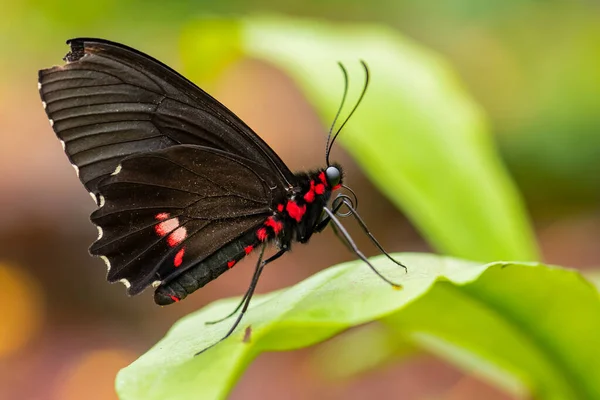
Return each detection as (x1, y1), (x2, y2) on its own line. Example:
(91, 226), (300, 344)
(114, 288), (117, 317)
(278, 167), (343, 246)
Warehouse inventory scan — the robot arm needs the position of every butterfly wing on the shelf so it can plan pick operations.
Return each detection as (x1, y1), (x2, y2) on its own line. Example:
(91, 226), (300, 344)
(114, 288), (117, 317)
(38, 37), (295, 195)
(91, 145), (286, 295)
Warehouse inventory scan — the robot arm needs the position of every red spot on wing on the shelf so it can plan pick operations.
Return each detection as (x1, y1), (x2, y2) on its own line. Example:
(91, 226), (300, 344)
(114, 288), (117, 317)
(169, 295), (180, 303)
(332, 184), (342, 191)
(174, 248), (185, 267)
(256, 227), (268, 242)
(244, 245), (254, 255)
(155, 212), (170, 221)
(277, 204), (284, 213)
(286, 201), (306, 222)
(264, 216), (283, 234)
(167, 227), (187, 247)
(155, 217), (179, 237)
(315, 183), (325, 195)
(227, 260), (236, 269)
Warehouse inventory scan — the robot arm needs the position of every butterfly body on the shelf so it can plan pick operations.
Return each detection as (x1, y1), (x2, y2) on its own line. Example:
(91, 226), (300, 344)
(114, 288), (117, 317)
(40, 39), (403, 351)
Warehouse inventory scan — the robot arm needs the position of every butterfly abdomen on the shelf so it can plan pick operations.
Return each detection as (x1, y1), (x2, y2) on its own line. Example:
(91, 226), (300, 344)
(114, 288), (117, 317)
(154, 228), (262, 305)
(154, 205), (291, 305)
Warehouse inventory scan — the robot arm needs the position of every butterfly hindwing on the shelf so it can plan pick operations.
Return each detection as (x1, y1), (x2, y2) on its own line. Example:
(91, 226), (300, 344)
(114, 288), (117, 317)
(90, 145), (287, 294)
(38, 37), (295, 194)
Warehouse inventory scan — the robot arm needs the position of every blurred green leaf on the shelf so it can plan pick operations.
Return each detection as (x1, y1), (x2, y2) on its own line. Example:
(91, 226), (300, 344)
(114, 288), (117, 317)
(180, 15), (537, 262)
(323, 266), (600, 399)
(385, 263), (600, 399)
(584, 270), (600, 291)
(117, 255), (600, 400)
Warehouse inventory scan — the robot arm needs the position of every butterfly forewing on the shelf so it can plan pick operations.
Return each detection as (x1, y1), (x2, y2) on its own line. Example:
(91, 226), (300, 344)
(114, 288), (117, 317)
(39, 38), (298, 297)
(38, 38), (295, 195)
(91, 145), (287, 294)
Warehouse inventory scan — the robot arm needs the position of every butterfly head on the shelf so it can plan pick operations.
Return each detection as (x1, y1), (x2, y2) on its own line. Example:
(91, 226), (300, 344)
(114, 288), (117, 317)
(325, 165), (342, 188)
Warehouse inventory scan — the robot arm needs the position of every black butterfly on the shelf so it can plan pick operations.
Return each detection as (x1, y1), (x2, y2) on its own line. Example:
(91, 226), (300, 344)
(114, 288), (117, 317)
(39, 38), (405, 350)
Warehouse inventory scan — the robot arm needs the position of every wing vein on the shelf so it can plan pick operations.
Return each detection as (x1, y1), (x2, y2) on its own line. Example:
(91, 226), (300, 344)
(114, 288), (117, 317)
(68, 135), (164, 157)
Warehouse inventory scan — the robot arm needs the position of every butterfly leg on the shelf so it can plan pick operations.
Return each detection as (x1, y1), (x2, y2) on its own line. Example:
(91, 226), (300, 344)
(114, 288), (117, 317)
(314, 199), (345, 233)
(317, 201), (406, 272)
(315, 202), (362, 254)
(328, 222), (355, 253)
(205, 246), (287, 325)
(339, 199), (407, 272)
(204, 271), (260, 326)
(322, 208), (402, 289)
(196, 245), (287, 355)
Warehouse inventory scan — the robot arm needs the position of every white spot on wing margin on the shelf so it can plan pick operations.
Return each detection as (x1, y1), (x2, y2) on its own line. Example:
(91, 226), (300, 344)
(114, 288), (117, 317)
(96, 225), (103, 239)
(38, 82), (42, 90)
(111, 164), (122, 176)
(100, 256), (111, 272)
(72, 164), (79, 177)
(151, 280), (162, 288)
(89, 192), (97, 204)
(119, 279), (131, 289)
(98, 195), (105, 208)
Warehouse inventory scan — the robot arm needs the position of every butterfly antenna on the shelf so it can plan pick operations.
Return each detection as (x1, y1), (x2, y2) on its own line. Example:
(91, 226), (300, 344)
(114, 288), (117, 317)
(326, 60), (370, 165)
(325, 62), (349, 166)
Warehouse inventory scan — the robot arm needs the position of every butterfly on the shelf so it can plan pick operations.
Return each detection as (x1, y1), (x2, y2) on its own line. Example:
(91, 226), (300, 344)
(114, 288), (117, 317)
(38, 38), (405, 350)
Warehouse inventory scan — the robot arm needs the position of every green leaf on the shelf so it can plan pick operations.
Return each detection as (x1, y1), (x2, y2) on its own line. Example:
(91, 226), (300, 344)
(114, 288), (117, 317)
(310, 322), (418, 380)
(116, 253), (483, 399)
(116, 255), (600, 400)
(180, 15), (538, 262)
(385, 263), (600, 400)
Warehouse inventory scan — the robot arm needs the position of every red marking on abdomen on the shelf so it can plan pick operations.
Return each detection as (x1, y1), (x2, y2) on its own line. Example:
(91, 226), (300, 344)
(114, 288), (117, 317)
(155, 212), (170, 221)
(227, 260), (236, 269)
(167, 227), (187, 247)
(315, 183), (325, 194)
(257, 227), (268, 242)
(286, 201), (306, 222)
(264, 216), (283, 234)
(244, 245), (254, 255)
(169, 295), (180, 303)
(155, 217), (179, 237)
(174, 248), (185, 267)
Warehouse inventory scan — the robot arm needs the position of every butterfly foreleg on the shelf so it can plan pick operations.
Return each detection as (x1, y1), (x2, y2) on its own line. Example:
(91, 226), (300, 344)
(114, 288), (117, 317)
(322, 208), (402, 289)
(338, 199), (407, 272)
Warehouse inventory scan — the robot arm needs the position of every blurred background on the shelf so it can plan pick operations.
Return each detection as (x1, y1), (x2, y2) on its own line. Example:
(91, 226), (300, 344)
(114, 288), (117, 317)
(0, 1), (598, 399)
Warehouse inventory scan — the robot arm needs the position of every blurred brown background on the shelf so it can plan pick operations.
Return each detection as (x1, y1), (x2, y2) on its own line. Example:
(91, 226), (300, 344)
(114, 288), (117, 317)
(0, 1), (598, 399)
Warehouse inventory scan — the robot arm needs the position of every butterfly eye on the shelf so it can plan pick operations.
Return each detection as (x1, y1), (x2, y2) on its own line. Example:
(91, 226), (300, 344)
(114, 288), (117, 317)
(325, 166), (341, 187)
